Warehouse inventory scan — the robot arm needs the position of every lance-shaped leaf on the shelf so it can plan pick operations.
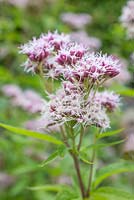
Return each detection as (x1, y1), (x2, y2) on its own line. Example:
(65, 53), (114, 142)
(40, 151), (59, 167)
(97, 128), (124, 139)
(81, 139), (125, 152)
(110, 85), (134, 97)
(0, 123), (63, 145)
(91, 187), (134, 200)
(119, 88), (134, 96)
(56, 187), (79, 200)
(79, 151), (93, 165)
(93, 161), (134, 188)
(57, 144), (67, 157)
(29, 184), (63, 192)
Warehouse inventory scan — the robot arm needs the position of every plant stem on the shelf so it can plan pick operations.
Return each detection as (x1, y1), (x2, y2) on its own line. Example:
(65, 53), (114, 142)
(60, 126), (70, 148)
(85, 135), (97, 198)
(78, 126), (84, 151)
(44, 78), (54, 93)
(61, 124), (86, 199)
(72, 153), (86, 199)
(70, 127), (86, 199)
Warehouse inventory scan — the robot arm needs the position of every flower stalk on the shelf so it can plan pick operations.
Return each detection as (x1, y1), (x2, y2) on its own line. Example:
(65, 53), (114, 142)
(86, 134), (97, 198)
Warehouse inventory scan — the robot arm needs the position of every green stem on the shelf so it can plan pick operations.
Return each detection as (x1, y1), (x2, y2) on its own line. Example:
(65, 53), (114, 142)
(85, 134), (97, 198)
(60, 126), (70, 148)
(44, 78), (54, 94)
(71, 127), (86, 199)
(61, 123), (86, 199)
(72, 153), (86, 199)
(77, 126), (84, 151)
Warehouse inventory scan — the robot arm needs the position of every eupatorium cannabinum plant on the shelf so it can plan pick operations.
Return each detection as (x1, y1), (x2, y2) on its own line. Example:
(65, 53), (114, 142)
(1, 31), (134, 200)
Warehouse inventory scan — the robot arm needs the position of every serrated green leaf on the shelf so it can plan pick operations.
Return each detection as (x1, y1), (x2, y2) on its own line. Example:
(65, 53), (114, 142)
(97, 129), (123, 139)
(91, 187), (134, 200)
(28, 184), (63, 192)
(0, 123), (63, 145)
(93, 161), (134, 188)
(40, 151), (59, 167)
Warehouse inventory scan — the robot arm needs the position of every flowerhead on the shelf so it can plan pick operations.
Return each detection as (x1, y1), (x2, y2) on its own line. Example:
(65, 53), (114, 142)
(120, 0), (134, 38)
(19, 31), (121, 131)
(59, 52), (120, 84)
(93, 91), (120, 112)
(60, 12), (92, 29)
(19, 31), (70, 76)
(41, 85), (110, 129)
(19, 31), (121, 86)
(70, 31), (101, 50)
(2, 84), (44, 114)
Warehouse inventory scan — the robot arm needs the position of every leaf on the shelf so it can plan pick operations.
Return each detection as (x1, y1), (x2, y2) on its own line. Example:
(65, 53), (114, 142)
(0, 66), (13, 82)
(117, 88), (134, 97)
(79, 151), (93, 165)
(93, 161), (134, 188)
(0, 123), (63, 145)
(91, 139), (125, 149)
(40, 151), (59, 167)
(91, 187), (134, 200)
(97, 128), (124, 139)
(56, 187), (79, 200)
(58, 144), (67, 157)
(81, 139), (125, 152)
(28, 184), (63, 192)
(13, 164), (38, 175)
(110, 85), (134, 97)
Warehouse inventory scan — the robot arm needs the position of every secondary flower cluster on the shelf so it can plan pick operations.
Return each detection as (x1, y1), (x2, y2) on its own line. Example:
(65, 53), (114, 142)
(1, 0), (44, 9)
(19, 31), (121, 130)
(2, 84), (44, 113)
(120, 0), (134, 38)
(60, 12), (92, 29)
(57, 52), (120, 83)
(41, 82), (120, 129)
(19, 31), (70, 77)
(70, 31), (101, 51)
(104, 58), (131, 86)
(94, 91), (120, 112)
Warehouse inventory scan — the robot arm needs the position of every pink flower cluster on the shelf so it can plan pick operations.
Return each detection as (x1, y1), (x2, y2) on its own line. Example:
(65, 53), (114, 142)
(93, 91), (120, 112)
(20, 32), (120, 84)
(0, 0), (44, 9)
(41, 84), (120, 129)
(19, 31), (70, 76)
(19, 31), (121, 130)
(24, 117), (60, 133)
(70, 31), (101, 51)
(105, 58), (131, 86)
(56, 43), (85, 66)
(60, 12), (92, 29)
(2, 84), (44, 113)
(58, 52), (120, 83)
(120, 0), (134, 38)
